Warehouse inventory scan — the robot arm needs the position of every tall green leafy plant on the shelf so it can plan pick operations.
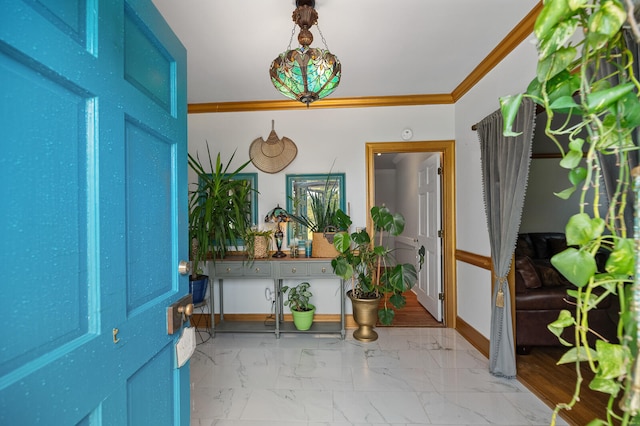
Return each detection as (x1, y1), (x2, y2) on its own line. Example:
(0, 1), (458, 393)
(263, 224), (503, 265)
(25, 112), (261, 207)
(331, 206), (418, 325)
(188, 143), (253, 278)
(502, 1), (639, 423)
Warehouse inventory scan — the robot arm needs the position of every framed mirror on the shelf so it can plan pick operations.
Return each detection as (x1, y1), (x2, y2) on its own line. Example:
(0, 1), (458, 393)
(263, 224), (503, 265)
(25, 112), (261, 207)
(285, 173), (346, 242)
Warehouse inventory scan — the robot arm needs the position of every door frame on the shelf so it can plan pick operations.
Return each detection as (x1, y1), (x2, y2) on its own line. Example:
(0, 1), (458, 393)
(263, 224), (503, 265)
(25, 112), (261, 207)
(366, 141), (456, 327)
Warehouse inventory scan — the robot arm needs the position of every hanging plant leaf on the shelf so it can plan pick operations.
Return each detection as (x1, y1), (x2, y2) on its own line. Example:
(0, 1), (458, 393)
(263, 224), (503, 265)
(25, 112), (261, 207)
(555, 186), (577, 199)
(559, 149), (584, 169)
(565, 213), (605, 245)
(538, 18), (579, 61)
(547, 72), (582, 108)
(552, 247), (597, 287)
(568, 166), (587, 186)
(535, 0), (573, 42)
(594, 340), (628, 379)
(588, 0), (626, 39)
(550, 94), (580, 113)
(537, 46), (577, 82)
(557, 346), (598, 364)
(589, 377), (620, 395)
(586, 82), (635, 113)
(619, 92), (640, 127)
(605, 238), (635, 276)
(499, 93), (524, 136)
(548, 310), (577, 346)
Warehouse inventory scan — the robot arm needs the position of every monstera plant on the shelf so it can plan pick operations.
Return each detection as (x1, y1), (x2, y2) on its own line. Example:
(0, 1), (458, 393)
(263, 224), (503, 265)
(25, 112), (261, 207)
(502, 1), (640, 424)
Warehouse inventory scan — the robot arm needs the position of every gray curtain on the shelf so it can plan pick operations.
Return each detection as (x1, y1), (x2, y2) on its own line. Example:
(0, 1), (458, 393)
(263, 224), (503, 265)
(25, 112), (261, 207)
(477, 97), (536, 378)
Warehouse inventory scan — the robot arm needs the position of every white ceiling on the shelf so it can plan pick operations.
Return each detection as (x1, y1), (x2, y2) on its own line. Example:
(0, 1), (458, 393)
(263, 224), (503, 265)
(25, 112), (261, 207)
(151, 0), (539, 104)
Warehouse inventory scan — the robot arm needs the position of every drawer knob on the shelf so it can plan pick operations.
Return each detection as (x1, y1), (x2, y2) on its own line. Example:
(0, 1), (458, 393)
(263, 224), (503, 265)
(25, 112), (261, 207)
(255, 268), (260, 272)
(322, 267), (326, 273)
(226, 267), (231, 273)
(291, 268), (297, 273)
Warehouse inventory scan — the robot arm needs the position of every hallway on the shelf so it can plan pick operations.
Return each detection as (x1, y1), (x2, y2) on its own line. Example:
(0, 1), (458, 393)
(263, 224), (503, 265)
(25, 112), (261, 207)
(190, 328), (565, 425)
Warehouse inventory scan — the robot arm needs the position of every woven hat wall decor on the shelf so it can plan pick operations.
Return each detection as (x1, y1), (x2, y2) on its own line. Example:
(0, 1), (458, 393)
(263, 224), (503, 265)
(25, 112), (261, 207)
(249, 120), (298, 173)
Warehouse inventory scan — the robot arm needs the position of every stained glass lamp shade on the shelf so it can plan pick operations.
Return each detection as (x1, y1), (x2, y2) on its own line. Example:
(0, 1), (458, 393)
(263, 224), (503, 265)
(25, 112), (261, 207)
(269, 0), (341, 106)
(270, 47), (341, 106)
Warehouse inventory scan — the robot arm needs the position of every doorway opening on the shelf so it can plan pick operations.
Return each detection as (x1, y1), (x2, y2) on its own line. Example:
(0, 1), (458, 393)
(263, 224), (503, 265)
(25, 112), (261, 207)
(365, 141), (457, 328)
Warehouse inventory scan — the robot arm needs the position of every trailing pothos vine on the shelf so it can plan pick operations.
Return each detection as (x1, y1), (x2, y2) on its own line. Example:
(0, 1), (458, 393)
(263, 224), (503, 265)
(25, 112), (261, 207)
(502, 1), (640, 424)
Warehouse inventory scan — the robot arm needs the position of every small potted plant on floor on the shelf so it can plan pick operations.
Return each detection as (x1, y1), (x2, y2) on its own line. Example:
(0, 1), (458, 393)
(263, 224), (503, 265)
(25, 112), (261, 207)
(282, 281), (315, 331)
(331, 206), (418, 342)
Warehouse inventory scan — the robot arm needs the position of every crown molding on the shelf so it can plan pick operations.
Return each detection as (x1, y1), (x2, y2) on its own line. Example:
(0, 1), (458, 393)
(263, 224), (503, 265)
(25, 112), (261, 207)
(188, 93), (454, 114)
(187, 2), (542, 114)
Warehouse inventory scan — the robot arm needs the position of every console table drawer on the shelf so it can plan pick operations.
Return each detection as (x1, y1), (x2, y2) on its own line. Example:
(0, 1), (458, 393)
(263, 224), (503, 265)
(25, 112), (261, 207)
(212, 262), (244, 277)
(278, 262), (308, 277)
(308, 262), (332, 277)
(245, 262), (271, 277)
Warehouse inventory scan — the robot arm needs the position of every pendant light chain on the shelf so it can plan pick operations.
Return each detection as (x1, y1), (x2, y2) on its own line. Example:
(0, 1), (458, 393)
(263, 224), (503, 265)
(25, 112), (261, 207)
(316, 23), (330, 50)
(286, 23), (297, 50)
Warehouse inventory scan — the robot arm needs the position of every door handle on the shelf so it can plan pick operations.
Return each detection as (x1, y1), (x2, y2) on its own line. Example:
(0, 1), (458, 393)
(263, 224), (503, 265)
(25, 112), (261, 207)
(178, 261), (190, 275)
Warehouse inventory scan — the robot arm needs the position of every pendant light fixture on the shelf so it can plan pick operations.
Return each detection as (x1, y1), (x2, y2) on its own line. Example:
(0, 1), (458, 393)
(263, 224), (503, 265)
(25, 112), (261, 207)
(269, 0), (341, 106)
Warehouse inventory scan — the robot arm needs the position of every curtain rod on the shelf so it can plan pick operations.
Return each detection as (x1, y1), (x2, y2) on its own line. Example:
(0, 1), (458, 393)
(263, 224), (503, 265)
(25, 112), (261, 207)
(471, 104), (544, 131)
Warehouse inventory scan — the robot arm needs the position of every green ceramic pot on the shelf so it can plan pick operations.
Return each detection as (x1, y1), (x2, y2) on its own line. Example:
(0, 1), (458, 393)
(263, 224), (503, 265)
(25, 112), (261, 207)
(291, 304), (315, 331)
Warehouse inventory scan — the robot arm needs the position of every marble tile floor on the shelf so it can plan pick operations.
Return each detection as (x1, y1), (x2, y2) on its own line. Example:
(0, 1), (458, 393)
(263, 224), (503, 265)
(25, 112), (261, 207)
(190, 327), (567, 426)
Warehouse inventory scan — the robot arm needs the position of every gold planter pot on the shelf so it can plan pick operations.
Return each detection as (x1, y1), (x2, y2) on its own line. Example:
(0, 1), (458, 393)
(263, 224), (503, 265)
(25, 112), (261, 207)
(348, 290), (381, 342)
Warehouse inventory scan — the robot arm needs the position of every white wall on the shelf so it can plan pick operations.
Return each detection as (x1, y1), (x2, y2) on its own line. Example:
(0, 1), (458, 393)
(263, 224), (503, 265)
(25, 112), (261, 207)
(454, 36), (539, 336)
(190, 106), (454, 314)
(189, 34), (543, 336)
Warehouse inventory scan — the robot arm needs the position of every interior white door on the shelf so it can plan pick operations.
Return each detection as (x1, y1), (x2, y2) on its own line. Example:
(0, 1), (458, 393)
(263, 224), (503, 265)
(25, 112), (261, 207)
(416, 155), (443, 321)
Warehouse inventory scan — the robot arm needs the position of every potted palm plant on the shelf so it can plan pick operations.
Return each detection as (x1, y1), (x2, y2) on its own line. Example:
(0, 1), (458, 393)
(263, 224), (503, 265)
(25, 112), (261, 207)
(188, 142), (253, 303)
(331, 206), (418, 342)
(281, 281), (315, 330)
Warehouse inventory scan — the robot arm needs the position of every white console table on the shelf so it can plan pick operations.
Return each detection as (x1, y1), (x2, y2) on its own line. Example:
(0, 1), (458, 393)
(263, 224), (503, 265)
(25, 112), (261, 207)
(206, 257), (345, 338)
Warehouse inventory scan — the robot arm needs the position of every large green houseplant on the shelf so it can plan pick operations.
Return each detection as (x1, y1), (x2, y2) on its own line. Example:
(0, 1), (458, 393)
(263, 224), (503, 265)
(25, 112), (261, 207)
(188, 143), (253, 289)
(501, 1), (640, 423)
(331, 206), (418, 341)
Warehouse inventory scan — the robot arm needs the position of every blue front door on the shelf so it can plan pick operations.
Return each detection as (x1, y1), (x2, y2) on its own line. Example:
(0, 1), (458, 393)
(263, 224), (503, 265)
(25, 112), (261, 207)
(0, 0), (189, 424)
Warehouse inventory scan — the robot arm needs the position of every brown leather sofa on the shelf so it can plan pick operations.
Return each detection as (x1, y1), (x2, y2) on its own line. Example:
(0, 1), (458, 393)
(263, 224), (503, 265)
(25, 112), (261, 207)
(515, 232), (619, 354)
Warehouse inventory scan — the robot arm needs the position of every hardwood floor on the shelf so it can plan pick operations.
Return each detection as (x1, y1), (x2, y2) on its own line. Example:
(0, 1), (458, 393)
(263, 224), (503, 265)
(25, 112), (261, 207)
(517, 346), (623, 426)
(378, 290), (443, 327)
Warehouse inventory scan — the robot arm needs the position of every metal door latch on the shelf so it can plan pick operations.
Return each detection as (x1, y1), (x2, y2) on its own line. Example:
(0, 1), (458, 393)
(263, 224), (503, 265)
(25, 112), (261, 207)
(167, 294), (194, 335)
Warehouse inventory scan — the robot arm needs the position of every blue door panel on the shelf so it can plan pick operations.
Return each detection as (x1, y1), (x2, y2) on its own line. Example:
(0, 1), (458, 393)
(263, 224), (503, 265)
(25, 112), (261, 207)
(0, 48), (93, 372)
(127, 344), (174, 424)
(0, 0), (189, 424)
(124, 5), (173, 113)
(125, 118), (174, 310)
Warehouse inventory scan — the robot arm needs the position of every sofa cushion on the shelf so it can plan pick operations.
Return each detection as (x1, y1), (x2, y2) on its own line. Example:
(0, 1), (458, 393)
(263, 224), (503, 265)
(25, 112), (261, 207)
(517, 286), (573, 310)
(548, 238), (568, 256)
(533, 260), (570, 287)
(516, 235), (536, 258)
(515, 256), (542, 289)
